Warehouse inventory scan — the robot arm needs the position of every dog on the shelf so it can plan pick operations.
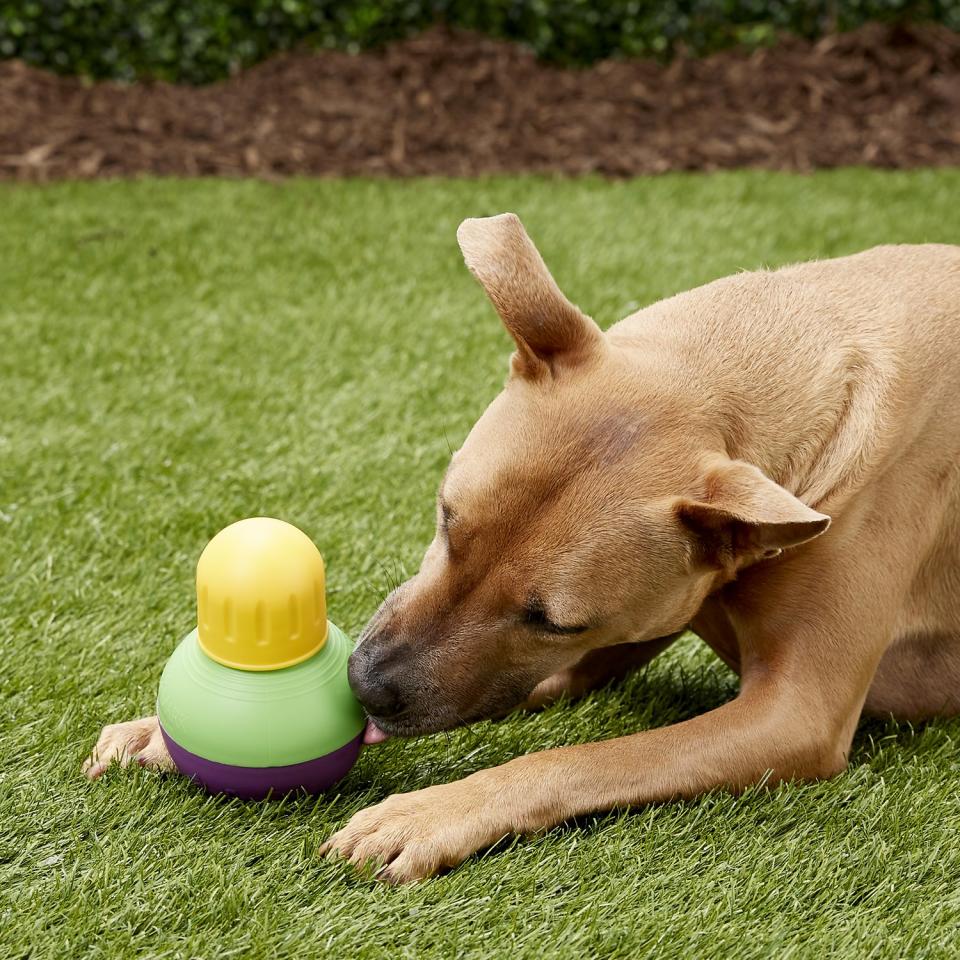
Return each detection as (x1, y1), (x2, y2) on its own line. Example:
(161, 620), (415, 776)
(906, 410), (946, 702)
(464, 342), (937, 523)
(85, 214), (960, 883)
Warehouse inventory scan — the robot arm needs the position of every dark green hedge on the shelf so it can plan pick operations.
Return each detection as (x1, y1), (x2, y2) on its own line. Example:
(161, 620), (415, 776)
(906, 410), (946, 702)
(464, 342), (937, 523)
(2, 0), (959, 84)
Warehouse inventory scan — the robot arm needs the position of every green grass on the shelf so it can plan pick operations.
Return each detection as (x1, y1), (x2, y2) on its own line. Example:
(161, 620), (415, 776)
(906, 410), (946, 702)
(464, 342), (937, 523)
(3, 170), (960, 959)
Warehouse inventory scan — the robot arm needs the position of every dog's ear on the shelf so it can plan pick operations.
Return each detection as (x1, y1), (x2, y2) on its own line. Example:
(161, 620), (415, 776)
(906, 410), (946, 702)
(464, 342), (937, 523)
(675, 459), (830, 568)
(457, 213), (601, 377)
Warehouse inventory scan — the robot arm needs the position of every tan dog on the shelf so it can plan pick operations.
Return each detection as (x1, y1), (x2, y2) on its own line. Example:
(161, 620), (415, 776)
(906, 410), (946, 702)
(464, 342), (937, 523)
(85, 215), (960, 883)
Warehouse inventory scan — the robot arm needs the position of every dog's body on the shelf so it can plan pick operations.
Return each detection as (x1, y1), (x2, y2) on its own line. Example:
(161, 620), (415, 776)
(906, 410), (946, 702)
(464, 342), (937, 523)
(86, 218), (960, 882)
(616, 242), (960, 721)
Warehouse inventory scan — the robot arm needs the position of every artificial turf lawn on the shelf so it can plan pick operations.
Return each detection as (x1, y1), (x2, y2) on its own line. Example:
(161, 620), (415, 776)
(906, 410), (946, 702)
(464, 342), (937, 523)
(3, 170), (960, 959)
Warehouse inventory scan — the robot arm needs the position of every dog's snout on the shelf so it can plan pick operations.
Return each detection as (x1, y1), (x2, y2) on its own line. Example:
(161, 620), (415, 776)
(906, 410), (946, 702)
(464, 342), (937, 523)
(350, 667), (407, 719)
(348, 634), (410, 720)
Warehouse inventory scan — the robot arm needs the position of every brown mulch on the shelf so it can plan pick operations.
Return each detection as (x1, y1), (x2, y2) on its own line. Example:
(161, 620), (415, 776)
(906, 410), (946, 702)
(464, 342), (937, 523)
(1, 24), (959, 180)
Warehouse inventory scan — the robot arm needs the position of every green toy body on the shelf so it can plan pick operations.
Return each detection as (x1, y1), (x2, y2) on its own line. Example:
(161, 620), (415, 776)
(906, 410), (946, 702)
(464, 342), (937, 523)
(157, 621), (365, 796)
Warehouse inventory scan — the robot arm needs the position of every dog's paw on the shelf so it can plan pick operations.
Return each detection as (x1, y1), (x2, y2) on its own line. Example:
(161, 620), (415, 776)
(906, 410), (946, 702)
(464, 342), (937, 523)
(320, 779), (501, 883)
(82, 715), (176, 780)
(519, 669), (579, 710)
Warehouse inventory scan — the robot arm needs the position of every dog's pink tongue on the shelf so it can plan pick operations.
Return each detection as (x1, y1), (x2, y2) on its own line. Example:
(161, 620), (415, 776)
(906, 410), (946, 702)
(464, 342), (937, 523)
(363, 719), (391, 745)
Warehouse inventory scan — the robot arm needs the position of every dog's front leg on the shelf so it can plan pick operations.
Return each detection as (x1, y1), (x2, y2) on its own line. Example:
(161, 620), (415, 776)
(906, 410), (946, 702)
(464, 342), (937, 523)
(320, 671), (855, 883)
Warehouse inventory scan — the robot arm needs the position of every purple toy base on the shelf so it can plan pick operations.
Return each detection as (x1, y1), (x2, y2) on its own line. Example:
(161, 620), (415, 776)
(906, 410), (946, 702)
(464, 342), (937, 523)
(160, 726), (362, 800)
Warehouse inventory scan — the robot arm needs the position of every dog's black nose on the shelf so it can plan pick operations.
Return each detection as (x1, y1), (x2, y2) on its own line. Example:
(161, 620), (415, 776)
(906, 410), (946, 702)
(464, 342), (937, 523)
(348, 645), (408, 720)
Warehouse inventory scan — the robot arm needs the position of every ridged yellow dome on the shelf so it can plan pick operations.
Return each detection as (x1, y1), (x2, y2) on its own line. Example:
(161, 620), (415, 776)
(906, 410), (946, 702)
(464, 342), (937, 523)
(196, 517), (327, 671)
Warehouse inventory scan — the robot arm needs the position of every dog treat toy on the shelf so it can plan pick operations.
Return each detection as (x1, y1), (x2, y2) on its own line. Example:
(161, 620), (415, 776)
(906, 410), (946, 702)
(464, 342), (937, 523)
(156, 517), (365, 799)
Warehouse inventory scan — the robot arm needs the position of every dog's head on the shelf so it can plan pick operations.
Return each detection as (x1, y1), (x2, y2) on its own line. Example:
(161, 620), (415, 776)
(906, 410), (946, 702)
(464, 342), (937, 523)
(350, 214), (829, 736)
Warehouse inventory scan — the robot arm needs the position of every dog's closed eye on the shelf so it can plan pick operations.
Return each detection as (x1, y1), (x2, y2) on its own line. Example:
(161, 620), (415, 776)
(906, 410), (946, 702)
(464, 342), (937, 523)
(522, 598), (589, 635)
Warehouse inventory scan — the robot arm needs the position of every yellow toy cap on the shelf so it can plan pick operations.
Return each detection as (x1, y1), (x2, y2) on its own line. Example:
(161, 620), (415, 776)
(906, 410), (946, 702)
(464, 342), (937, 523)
(196, 517), (328, 671)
